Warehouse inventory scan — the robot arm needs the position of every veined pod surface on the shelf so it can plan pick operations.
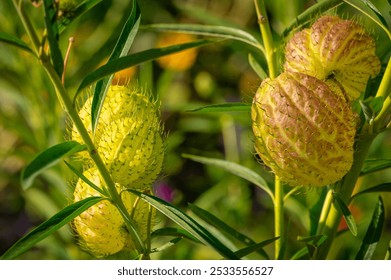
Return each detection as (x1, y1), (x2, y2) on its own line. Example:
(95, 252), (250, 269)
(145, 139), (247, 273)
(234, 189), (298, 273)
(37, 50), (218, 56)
(285, 15), (380, 101)
(252, 71), (357, 187)
(71, 85), (164, 191)
(73, 168), (156, 257)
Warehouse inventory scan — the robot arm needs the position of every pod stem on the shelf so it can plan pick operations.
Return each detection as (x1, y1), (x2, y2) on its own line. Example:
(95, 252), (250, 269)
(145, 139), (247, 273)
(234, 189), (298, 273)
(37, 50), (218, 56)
(274, 176), (284, 259)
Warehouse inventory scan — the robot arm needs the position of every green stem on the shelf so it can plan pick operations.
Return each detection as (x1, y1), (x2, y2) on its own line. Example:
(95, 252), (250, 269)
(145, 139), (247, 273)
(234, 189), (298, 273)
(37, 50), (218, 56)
(254, 0), (278, 78)
(12, 0), (146, 255)
(316, 188), (334, 236)
(315, 132), (376, 259)
(373, 57), (391, 132)
(274, 176), (284, 259)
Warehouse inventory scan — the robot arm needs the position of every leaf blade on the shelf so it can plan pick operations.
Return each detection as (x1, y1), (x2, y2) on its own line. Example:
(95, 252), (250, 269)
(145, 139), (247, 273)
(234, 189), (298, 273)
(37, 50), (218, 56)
(77, 39), (215, 93)
(91, 0), (141, 133)
(186, 103), (251, 113)
(351, 183), (391, 200)
(21, 141), (86, 190)
(355, 196), (385, 260)
(361, 158), (391, 175)
(0, 197), (104, 260)
(0, 32), (34, 54)
(126, 190), (239, 259)
(182, 154), (274, 201)
(333, 193), (358, 236)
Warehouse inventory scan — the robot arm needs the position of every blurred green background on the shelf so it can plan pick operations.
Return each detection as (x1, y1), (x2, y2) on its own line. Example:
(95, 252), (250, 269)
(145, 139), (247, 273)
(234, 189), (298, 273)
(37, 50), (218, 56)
(0, 0), (390, 259)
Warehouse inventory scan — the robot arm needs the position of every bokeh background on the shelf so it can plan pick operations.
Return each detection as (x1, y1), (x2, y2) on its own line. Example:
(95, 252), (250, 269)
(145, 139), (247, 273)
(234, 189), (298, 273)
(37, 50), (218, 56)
(1, 0), (390, 259)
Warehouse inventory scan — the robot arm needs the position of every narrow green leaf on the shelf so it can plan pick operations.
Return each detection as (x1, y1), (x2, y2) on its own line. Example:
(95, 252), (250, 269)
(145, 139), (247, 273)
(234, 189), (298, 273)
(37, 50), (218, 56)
(351, 183), (391, 200)
(357, 0), (388, 28)
(186, 103), (251, 113)
(151, 227), (200, 243)
(151, 237), (183, 253)
(0, 197), (104, 260)
(64, 161), (107, 196)
(248, 53), (267, 79)
(291, 247), (309, 260)
(58, 0), (103, 33)
(333, 193), (358, 236)
(142, 23), (264, 52)
(91, 0), (141, 133)
(361, 158), (391, 175)
(182, 154), (273, 201)
(342, 0), (391, 40)
(297, 234), (328, 259)
(126, 189), (239, 259)
(283, 0), (342, 36)
(21, 141), (86, 190)
(43, 0), (64, 76)
(77, 39), (215, 93)
(0, 32), (34, 54)
(234, 237), (279, 259)
(385, 241), (391, 260)
(188, 203), (269, 259)
(355, 196), (385, 260)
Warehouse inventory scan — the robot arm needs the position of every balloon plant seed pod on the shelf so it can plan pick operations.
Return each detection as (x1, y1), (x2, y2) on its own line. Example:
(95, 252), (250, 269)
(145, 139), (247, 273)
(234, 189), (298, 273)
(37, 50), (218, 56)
(71, 85), (165, 191)
(73, 168), (156, 257)
(251, 71), (357, 187)
(284, 15), (380, 101)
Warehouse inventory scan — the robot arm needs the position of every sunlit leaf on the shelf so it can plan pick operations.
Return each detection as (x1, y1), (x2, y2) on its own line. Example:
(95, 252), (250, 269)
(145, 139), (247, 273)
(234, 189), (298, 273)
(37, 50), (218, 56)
(91, 0), (141, 133)
(151, 227), (200, 243)
(355, 196), (385, 260)
(182, 154), (274, 201)
(21, 141), (86, 190)
(187, 103), (251, 113)
(0, 32), (34, 54)
(125, 189), (239, 259)
(248, 53), (268, 79)
(151, 237), (182, 253)
(0, 197), (104, 260)
(43, 0), (64, 76)
(333, 193), (358, 236)
(77, 39), (215, 93)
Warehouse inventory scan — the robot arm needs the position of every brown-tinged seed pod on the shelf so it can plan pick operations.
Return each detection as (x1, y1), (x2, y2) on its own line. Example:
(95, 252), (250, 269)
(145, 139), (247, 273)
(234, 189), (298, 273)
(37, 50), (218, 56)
(284, 15), (380, 101)
(252, 71), (357, 187)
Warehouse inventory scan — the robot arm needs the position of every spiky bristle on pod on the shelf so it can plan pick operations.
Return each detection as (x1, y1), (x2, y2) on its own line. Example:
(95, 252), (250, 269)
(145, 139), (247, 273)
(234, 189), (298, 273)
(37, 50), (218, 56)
(73, 168), (157, 257)
(71, 85), (164, 191)
(252, 71), (357, 187)
(284, 15), (380, 101)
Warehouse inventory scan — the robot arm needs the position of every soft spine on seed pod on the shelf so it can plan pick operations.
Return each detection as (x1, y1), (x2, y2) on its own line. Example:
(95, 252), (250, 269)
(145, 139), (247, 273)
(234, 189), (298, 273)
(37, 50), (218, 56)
(251, 15), (380, 188)
(284, 15), (380, 101)
(70, 84), (163, 256)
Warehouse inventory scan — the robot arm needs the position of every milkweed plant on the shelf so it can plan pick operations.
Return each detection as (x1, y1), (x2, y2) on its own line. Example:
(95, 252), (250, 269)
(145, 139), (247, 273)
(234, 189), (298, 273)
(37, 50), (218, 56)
(0, 0), (390, 260)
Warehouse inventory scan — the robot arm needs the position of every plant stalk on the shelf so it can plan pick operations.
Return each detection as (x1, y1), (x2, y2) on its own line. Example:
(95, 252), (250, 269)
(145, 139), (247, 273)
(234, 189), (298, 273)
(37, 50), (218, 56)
(274, 176), (284, 259)
(314, 132), (376, 259)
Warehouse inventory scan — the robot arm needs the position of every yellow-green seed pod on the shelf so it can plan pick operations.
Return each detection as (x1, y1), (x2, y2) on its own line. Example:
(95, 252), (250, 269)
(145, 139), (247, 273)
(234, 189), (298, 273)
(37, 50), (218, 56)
(71, 85), (164, 190)
(73, 168), (128, 257)
(252, 71), (357, 187)
(73, 168), (157, 257)
(285, 15), (380, 101)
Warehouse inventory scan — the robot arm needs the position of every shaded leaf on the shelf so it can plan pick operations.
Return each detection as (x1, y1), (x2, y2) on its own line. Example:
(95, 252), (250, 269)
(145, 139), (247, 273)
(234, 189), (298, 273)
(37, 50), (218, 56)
(291, 247), (309, 260)
(58, 0), (103, 33)
(333, 193), (358, 236)
(182, 154), (273, 201)
(188, 203), (269, 259)
(342, 0), (391, 40)
(234, 237), (279, 259)
(248, 53), (268, 79)
(21, 141), (86, 190)
(43, 0), (64, 76)
(361, 158), (391, 175)
(351, 183), (391, 200)
(0, 197), (104, 260)
(385, 241), (391, 260)
(297, 235), (328, 259)
(151, 227), (200, 243)
(357, 0), (388, 27)
(0, 32), (34, 54)
(92, 0), (141, 133)
(125, 189), (239, 259)
(186, 103), (251, 113)
(283, 0), (342, 36)
(77, 39), (215, 93)
(355, 196), (385, 260)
